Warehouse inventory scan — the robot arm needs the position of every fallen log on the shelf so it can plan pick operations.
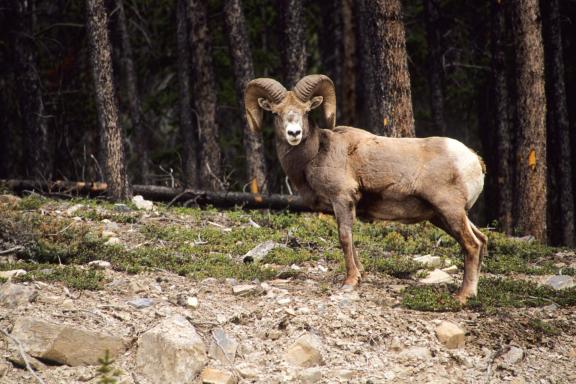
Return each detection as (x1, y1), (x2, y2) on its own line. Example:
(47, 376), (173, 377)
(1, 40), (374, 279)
(0, 179), (318, 212)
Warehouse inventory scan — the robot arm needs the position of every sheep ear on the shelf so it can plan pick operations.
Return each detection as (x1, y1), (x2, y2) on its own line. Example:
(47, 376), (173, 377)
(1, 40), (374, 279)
(309, 96), (323, 111)
(258, 98), (273, 111)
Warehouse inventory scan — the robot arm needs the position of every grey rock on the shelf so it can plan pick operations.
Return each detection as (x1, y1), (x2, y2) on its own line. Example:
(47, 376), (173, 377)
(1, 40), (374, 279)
(544, 275), (575, 290)
(501, 346), (524, 366)
(200, 367), (237, 384)
(10, 317), (127, 366)
(113, 203), (131, 212)
(236, 363), (259, 379)
(136, 315), (207, 384)
(420, 269), (454, 284)
(88, 260), (112, 269)
(132, 195), (154, 211)
(284, 333), (324, 367)
(398, 346), (432, 360)
(435, 321), (466, 349)
(208, 328), (238, 363)
(243, 240), (285, 263)
(413, 255), (443, 268)
(0, 269), (27, 280)
(128, 298), (154, 309)
(0, 283), (37, 308)
(298, 367), (322, 383)
(232, 284), (261, 296)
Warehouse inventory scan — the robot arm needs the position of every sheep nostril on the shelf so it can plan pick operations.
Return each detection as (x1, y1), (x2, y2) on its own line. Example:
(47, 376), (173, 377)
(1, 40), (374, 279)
(288, 130), (301, 137)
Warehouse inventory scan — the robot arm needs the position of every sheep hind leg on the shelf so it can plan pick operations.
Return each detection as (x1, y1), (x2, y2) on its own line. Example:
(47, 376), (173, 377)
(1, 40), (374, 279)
(469, 220), (488, 274)
(434, 210), (482, 304)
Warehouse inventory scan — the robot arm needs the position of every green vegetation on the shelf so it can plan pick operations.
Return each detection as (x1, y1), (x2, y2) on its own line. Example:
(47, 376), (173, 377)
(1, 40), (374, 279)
(96, 350), (122, 384)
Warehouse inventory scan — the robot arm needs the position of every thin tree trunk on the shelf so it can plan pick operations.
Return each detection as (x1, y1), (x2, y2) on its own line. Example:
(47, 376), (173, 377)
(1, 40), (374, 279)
(224, 0), (268, 194)
(510, 0), (547, 242)
(424, 0), (447, 135)
(340, 0), (357, 126)
(542, 0), (574, 246)
(491, 0), (513, 235)
(10, 0), (51, 179)
(365, 0), (415, 137)
(281, 0), (306, 88)
(176, 0), (198, 188)
(355, 0), (379, 131)
(188, 0), (223, 191)
(114, 0), (149, 184)
(86, 0), (130, 200)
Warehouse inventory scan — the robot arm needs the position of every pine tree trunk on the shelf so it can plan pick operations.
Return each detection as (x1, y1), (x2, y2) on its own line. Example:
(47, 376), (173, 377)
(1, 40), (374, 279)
(355, 0), (379, 131)
(510, 0), (547, 242)
(86, 0), (130, 200)
(491, 0), (513, 235)
(340, 0), (357, 126)
(10, 0), (51, 179)
(542, 0), (574, 246)
(365, 0), (415, 137)
(176, 0), (198, 188)
(188, 0), (223, 191)
(281, 0), (306, 88)
(224, 0), (268, 194)
(114, 0), (149, 184)
(424, 0), (446, 135)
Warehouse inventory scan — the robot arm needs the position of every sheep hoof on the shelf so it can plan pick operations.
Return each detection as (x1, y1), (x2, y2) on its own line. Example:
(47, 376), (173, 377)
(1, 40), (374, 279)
(453, 290), (475, 305)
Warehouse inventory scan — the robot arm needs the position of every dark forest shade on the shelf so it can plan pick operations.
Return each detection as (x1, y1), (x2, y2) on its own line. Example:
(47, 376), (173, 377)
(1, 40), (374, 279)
(491, 0), (513, 235)
(424, 0), (447, 135)
(10, 0), (51, 179)
(281, 0), (307, 88)
(542, 0), (575, 246)
(86, 0), (130, 200)
(340, 0), (357, 127)
(188, 0), (223, 191)
(176, 0), (198, 188)
(114, 0), (150, 184)
(510, 0), (547, 242)
(224, 0), (269, 193)
(364, 0), (415, 137)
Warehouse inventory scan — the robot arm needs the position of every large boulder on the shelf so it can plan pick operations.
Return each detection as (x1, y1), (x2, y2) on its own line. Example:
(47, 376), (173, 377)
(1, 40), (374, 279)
(10, 317), (128, 366)
(135, 315), (207, 384)
(0, 283), (37, 308)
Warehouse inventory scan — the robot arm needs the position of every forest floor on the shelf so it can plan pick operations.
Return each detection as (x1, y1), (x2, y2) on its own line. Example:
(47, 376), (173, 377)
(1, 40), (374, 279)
(0, 193), (575, 384)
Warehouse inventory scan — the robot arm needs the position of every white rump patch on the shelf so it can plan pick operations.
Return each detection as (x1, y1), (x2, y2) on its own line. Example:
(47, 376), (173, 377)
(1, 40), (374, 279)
(445, 139), (484, 209)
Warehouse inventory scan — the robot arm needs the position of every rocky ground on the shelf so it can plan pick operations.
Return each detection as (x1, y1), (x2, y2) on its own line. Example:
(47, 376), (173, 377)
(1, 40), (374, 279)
(0, 193), (575, 383)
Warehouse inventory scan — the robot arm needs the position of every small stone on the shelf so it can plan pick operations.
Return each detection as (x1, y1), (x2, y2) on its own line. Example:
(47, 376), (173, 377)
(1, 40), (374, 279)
(88, 260), (112, 269)
(105, 237), (122, 246)
(420, 269), (454, 284)
(186, 296), (199, 308)
(0, 361), (9, 377)
(544, 275), (575, 290)
(389, 337), (403, 352)
(136, 315), (207, 383)
(441, 265), (459, 274)
(225, 278), (238, 286)
(298, 367), (322, 383)
(501, 346), (524, 365)
(101, 230), (117, 239)
(65, 204), (84, 216)
(128, 298), (154, 309)
(208, 328), (238, 364)
(398, 346), (432, 360)
(1, 283), (38, 308)
(0, 269), (27, 280)
(200, 367), (237, 384)
(389, 284), (408, 293)
(435, 321), (466, 349)
(113, 203), (131, 212)
(242, 240), (285, 263)
(236, 363), (258, 379)
(284, 333), (324, 367)
(413, 255), (442, 268)
(334, 369), (355, 380)
(277, 297), (292, 305)
(232, 284), (260, 296)
(132, 195), (154, 211)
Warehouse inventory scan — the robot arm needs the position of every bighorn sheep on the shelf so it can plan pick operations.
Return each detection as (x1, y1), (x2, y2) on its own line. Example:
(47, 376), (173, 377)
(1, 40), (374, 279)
(244, 74), (487, 303)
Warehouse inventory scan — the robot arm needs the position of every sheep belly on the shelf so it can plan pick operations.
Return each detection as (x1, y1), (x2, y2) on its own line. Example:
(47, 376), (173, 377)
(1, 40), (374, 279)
(357, 193), (435, 223)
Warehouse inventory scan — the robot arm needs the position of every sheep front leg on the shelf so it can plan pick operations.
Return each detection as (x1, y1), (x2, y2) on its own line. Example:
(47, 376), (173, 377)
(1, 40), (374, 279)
(332, 199), (361, 290)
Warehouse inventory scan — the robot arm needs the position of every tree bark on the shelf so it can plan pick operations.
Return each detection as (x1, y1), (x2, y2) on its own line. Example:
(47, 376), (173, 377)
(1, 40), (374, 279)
(188, 0), (223, 191)
(424, 0), (447, 135)
(10, 0), (51, 179)
(114, 0), (149, 184)
(281, 0), (307, 88)
(176, 0), (198, 188)
(224, 0), (269, 193)
(491, 0), (513, 235)
(510, 0), (547, 242)
(365, 0), (415, 137)
(86, 0), (131, 200)
(541, 0), (574, 246)
(340, 0), (357, 126)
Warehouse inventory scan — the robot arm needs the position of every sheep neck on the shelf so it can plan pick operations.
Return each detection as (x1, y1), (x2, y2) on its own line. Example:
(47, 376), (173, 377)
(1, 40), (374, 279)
(276, 122), (320, 190)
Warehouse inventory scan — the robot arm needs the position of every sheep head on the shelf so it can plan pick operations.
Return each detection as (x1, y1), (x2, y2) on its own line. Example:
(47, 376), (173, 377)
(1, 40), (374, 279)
(244, 75), (336, 146)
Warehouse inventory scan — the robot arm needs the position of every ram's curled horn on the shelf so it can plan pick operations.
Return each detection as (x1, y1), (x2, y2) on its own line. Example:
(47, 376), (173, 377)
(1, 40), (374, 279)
(293, 74), (337, 128)
(244, 78), (287, 131)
